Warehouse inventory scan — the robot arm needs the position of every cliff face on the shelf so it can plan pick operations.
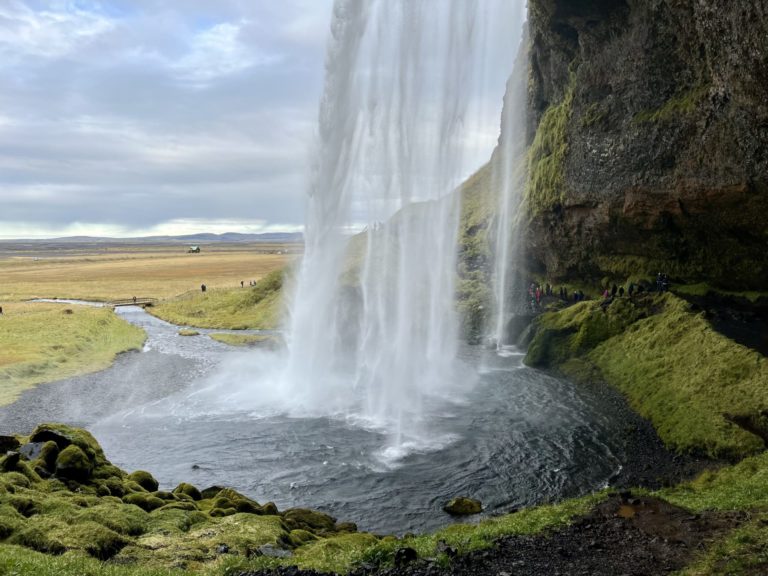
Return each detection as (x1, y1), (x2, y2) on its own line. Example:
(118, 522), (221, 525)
(524, 0), (768, 289)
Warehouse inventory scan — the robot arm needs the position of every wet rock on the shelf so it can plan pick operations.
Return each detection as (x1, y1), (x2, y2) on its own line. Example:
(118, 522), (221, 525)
(0, 435), (21, 453)
(0, 451), (21, 471)
(435, 540), (458, 558)
(393, 547), (418, 568)
(216, 544), (230, 555)
(18, 442), (45, 461)
(443, 497), (482, 516)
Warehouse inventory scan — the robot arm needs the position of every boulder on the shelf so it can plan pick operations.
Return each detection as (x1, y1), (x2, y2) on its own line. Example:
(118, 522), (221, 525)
(172, 482), (202, 501)
(0, 435), (21, 453)
(443, 497), (482, 516)
(127, 470), (159, 492)
(55, 445), (93, 482)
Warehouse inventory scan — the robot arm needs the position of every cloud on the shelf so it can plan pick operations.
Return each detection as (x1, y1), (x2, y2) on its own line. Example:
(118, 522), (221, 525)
(0, 0), (521, 240)
(0, 1), (114, 61)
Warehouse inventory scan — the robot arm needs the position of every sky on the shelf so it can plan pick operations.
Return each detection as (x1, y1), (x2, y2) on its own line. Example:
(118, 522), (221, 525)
(0, 1), (523, 239)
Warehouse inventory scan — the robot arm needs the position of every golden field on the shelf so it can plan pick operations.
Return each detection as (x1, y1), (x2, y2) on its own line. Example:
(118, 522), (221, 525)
(0, 243), (294, 302)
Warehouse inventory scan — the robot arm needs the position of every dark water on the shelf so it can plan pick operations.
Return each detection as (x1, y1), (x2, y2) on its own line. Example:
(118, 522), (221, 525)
(2, 305), (630, 535)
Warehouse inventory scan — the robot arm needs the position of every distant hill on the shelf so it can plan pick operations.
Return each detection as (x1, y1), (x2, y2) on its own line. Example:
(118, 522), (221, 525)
(0, 232), (303, 244)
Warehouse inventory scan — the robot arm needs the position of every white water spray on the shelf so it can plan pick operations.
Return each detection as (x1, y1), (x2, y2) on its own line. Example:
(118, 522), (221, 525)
(281, 0), (516, 452)
(491, 26), (529, 349)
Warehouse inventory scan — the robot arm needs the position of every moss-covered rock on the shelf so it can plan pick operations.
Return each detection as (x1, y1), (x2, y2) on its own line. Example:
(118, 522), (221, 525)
(172, 482), (202, 501)
(122, 493), (165, 512)
(126, 470), (159, 492)
(54, 445), (92, 482)
(282, 508), (337, 534)
(443, 497), (483, 516)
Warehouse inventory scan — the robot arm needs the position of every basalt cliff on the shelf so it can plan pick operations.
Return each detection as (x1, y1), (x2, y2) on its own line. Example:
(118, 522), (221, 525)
(521, 0), (767, 290)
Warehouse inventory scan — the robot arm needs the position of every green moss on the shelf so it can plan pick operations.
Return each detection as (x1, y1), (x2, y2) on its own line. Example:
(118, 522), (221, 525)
(30, 424), (108, 471)
(122, 493), (165, 512)
(633, 84), (709, 124)
(525, 294), (768, 458)
(172, 482), (202, 501)
(579, 102), (607, 128)
(525, 299), (644, 367)
(74, 502), (149, 537)
(122, 513), (285, 568)
(126, 471), (159, 492)
(526, 79), (574, 216)
(589, 295), (768, 458)
(282, 508), (336, 534)
(55, 446), (92, 482)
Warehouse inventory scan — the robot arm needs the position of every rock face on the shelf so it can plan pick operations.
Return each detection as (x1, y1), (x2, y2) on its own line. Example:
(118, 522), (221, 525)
(523, 0), (768, 289)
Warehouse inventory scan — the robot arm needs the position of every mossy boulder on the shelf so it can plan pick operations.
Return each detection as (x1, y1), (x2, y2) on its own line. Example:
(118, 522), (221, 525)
(173, 482), (202, 501)
(443, 497), (483, 516)
(36, 441), (60, 472)
(55, 445), (92, 482)
(200, 485), (226, 499)
(30, 424), (105, 464)
(127, 470), (159, 492)
(282, 508), (337, 534)
(123, 492), (165, 512)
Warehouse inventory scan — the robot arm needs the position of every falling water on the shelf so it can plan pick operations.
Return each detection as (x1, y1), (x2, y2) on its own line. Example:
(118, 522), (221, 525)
(282, 0), (516, 455)
(491, 22), (529, 348)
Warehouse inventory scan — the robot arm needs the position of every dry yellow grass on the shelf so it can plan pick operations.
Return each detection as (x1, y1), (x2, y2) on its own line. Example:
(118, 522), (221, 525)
(0, 245), (294, 302)
(0, 303), (146, 406)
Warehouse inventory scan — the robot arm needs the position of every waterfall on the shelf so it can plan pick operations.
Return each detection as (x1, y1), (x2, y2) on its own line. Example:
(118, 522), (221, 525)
(491, 23), (529, 349)
(280, 0), (517, 454)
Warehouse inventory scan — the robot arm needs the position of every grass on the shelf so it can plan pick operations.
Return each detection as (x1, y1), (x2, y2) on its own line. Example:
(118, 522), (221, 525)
(658, 452), (768, 512)
(150, 269), (286, 330)
(525, 294), (768, 459)
(355, 492), (608, 569)
(675, 518), (768, 575)
(656, 453), (768, 575)
(208, 334), (276, 347)
(0, 246), (292, 302)
(0, 303), (146, 406)
(673, 283), (768, 303)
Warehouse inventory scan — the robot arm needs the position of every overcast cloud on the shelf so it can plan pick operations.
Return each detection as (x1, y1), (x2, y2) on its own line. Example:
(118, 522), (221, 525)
(1, 1), (520, 239)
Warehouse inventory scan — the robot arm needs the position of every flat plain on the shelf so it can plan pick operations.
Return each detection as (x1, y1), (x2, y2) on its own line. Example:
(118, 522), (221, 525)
(0, 241), (296, 302)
